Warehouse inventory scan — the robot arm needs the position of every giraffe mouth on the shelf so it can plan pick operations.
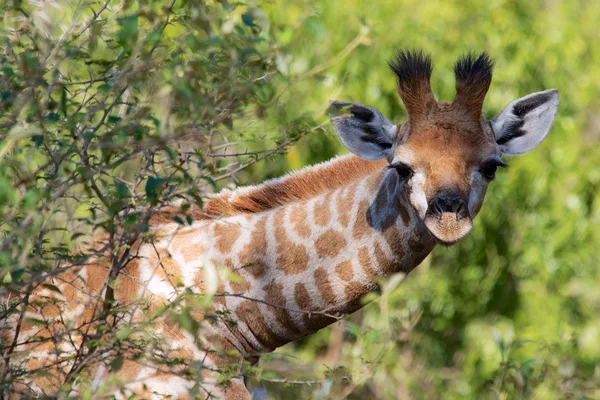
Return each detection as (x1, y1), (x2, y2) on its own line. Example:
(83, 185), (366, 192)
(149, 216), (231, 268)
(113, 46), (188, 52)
(423, 212), (473, 245)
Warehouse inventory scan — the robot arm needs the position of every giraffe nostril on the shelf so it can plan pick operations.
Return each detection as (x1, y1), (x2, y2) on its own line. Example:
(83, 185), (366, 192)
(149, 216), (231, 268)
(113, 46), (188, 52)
(429, 198), (444, 216)
(428, 195), (468, 218)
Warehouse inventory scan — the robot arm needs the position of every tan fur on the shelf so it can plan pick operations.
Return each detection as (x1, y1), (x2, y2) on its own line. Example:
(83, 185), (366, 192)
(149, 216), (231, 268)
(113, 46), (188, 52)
(314, 230), (347, 258)
(335, 261), (353, 281)
(290, 204), (312, 237)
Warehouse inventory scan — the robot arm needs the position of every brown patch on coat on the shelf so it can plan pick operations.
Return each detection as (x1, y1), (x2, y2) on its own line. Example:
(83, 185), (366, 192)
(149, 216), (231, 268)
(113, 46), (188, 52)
(314, 230), (346, 258)
(238, 216), (267, 277)
(169, 228), (206, 262)
(344, 281), (373, 312)
(290, 204), (311, 238)
(374, 241), (394, 274)
(86, 262), (110, 295)
(221, 378), (251, 400)
(314, 268), (336, 304)
(224, 258), (250, 293)
(383, 224), (404, 263)
(335, 261), (353, 281)
(274, 209), (309, 274)
(178, 243), (206, 265)
(148, 249), (184, 291)
(202, 333), (241, 366)
(336, 185), (355, 227)
(294, 282), (336, 333)
(358, 246), (377, 276)
(115, 257), (144, 305)
(313, 192), (332, 226)
(353, 200), (371, 240)
(213, 222), (242, 254)
(236, 300), (288, 350)
(55, 268), (84, 313)
(264, 280), (301, 335)
(192, 267), (207, 293)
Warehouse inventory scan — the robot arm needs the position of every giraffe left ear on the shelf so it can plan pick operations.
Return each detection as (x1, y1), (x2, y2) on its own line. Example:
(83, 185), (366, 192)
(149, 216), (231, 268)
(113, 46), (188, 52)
(328, 101), (397, 160)
(491, 89), (559, 155)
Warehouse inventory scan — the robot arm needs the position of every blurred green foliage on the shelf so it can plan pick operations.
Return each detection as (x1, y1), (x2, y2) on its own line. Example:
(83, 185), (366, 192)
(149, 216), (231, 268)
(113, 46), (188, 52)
(1, 0), (599, 398)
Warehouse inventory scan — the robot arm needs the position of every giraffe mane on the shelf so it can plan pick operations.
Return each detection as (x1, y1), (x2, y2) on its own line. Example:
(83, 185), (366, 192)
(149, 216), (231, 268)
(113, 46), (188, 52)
(150, 154), (387, 224)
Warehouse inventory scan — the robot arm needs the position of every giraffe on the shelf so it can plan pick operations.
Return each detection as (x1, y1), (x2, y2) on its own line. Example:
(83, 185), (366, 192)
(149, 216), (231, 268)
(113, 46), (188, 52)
(2, 49), (559, 399)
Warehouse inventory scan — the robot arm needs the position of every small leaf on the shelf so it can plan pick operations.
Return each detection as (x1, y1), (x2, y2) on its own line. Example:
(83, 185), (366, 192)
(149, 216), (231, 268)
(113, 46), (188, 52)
(114, 179), (131, 199)
(11, 269), (25, 283)
(42, 283), (62, 294)
(364, 329), (384, 345)
(241, 13), (256, 27)
(110, 355), (124, 372)
(145, 176), (166, 205)
(115, 327), (133, 340)
(117, 15), (139, 46)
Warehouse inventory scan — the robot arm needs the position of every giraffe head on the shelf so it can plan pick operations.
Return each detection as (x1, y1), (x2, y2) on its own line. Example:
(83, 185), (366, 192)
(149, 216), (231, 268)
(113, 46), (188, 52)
(329, 49), (559, 245)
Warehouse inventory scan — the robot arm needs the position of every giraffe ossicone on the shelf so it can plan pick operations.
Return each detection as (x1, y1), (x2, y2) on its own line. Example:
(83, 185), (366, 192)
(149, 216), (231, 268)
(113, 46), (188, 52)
(6, 49), (559, 399)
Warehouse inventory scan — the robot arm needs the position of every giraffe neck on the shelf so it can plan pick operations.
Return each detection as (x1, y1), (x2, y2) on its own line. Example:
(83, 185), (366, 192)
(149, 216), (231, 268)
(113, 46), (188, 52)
(166, 167), (436, 359)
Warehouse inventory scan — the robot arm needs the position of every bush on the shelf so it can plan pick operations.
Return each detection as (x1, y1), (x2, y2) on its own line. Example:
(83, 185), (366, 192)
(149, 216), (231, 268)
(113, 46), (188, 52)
(0, 0), (314, 396)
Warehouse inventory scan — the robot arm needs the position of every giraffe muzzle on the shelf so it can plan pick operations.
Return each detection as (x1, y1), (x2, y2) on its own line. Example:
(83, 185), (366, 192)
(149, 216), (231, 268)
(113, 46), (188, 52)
(424, 194), (473, 245)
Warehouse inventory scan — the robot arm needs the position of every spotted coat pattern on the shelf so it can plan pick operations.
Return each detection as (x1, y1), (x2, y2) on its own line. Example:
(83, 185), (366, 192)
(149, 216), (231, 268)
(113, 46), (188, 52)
(6, 154), (437, 399)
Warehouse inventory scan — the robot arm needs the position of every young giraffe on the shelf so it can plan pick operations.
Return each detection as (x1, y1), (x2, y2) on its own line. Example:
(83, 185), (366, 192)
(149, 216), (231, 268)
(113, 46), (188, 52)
(4, 50), (559, 399)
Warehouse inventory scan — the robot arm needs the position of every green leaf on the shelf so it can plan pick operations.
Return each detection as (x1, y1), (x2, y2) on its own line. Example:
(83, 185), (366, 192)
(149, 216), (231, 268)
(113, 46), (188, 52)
(114, 179), (131, 199)
(145, 176), (166, 205)
(22, 190), (40, 209)
(11, 269), (25, 283)
(0, 177), (17, 206)
(145, 30), (163, 45)
(42, 283), (62, 294)
(110, 355), (124, 372)
(117, 15), (139, 46)
(116, 327), (133, 340)
(364, 329), (384, 346)
(242, 13), (256, 27)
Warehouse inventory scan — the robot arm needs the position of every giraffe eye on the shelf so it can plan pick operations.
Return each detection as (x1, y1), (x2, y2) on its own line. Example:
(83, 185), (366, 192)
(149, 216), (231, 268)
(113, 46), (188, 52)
(482, 165), (498, 180)
(480, 158), (507, 180)
(389, 162), (413, 180)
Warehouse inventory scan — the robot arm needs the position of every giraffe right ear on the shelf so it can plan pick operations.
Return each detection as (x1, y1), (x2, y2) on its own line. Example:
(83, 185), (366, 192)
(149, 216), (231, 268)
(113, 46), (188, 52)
(328, 101), (397, 160)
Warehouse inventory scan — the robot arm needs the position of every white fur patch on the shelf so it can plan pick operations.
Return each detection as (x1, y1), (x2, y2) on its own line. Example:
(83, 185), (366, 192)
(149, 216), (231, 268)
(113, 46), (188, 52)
(408, 172), (428, 219)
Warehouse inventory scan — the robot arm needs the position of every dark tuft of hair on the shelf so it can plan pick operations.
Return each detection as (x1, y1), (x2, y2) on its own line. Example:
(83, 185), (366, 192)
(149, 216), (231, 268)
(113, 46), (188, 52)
(388, 49), (433, 92)
(453, 52), (494, 88)
(453, 52), (494, 115)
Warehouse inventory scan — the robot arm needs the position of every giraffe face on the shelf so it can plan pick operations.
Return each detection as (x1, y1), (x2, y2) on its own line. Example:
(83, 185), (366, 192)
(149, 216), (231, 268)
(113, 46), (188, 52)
(329, 50), (559, 245)
(389, 113), (500, 244)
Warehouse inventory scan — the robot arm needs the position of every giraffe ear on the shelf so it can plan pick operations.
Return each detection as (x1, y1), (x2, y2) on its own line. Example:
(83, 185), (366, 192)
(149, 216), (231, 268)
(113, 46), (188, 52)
(328, 101), (397, 160)
(491, 89), (559, 155)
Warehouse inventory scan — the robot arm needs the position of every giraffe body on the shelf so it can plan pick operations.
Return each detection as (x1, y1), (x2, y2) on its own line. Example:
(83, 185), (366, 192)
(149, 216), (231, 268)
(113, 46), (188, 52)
(3, 50), (559, 399)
